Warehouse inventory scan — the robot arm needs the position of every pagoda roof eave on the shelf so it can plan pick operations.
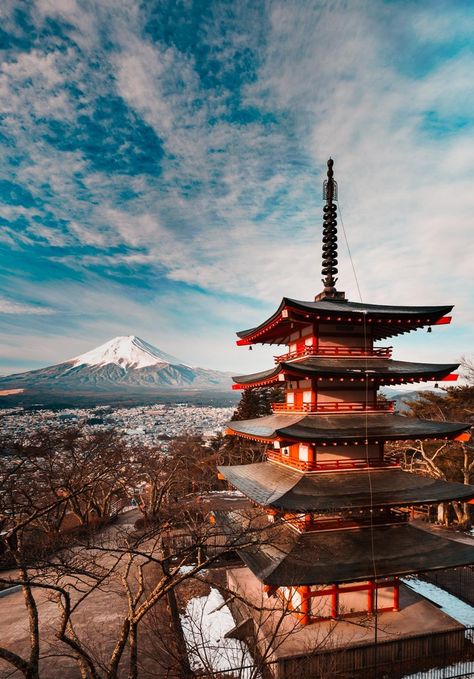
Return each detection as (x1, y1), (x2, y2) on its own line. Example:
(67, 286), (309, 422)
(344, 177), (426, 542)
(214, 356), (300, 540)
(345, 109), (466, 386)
(232, 359), (459, 388)
(236, 297), (453, 345)
(217, 462), (474, 512)
(226, 413), (470, 444)
(216, 512), (474, 586)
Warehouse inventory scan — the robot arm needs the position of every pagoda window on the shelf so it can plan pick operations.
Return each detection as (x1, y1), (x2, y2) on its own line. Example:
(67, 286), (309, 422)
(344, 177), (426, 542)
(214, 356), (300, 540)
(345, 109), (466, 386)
(298, 444), (313, 462)
(281, 446), (290, 458)
(287, 444), (300, 460)
(302, 390), (313, 404)
(286, 392), (294, 405)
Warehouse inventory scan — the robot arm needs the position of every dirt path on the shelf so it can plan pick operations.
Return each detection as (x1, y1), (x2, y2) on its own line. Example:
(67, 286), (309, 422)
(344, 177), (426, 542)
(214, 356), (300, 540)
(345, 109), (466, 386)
(0, 510), (148, 679)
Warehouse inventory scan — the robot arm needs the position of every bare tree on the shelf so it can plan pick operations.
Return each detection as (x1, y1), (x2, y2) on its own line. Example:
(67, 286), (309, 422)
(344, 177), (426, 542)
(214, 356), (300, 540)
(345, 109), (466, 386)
(0, 438), (278, 679)
(387, 384), (474, 526)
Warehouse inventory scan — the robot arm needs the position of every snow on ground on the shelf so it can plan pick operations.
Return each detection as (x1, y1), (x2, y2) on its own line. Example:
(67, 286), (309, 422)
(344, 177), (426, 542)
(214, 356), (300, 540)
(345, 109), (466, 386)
(178, 564), (208, 576)
(403, 660), (474, 678)
(402, 577), (474, 626)
(181, 586), (259, 677)
(402, 578), (474, 678)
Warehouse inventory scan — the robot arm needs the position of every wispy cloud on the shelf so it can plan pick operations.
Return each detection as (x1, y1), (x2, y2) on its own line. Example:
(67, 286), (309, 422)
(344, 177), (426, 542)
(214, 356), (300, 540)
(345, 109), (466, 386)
(0, 0), (473, 373)
(0, 298), (54, 315)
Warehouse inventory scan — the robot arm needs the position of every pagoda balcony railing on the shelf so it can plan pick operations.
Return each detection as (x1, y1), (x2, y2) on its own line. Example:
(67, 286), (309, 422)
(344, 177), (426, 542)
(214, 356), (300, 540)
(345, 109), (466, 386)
(283, 512), (407, 533)
(274, 345), (392, 363)
(271, 400), (395, 414)
(267, 451), (399, 472)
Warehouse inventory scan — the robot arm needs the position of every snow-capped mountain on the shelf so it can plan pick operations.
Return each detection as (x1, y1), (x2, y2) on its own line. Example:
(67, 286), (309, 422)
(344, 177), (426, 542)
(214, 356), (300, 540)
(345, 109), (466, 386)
(71, 336), (187, 371)
(0, 336), (232, 401)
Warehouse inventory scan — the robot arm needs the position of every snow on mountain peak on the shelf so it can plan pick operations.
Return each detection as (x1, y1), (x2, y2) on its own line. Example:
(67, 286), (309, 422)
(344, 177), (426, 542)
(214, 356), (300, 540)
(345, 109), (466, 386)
(72, 335), (185, 370)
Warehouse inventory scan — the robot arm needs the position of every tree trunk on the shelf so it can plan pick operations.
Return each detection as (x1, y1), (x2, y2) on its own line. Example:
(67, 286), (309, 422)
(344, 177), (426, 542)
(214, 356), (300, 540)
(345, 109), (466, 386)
(452, 501), (470, 528)
(128, 621), (138, 679)
(19, 564), (40, 679)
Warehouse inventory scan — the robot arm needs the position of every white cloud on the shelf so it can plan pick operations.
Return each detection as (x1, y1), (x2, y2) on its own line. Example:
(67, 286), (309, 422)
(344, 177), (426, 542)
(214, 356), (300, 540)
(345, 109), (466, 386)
(1, 1), (473, 372)
(0, 298), (54, 315)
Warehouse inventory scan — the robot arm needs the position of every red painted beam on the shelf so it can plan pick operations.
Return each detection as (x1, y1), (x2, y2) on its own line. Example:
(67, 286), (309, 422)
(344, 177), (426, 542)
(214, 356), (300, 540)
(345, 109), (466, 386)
(299, 586), (311, 626)
(434, 316), (452, 325)
(232, 384), (244, 390)
(367, 580), (374, 616)
(441, 373), (458, 381)
(331, 585), (338, 619)
(393, 577), (400, 612)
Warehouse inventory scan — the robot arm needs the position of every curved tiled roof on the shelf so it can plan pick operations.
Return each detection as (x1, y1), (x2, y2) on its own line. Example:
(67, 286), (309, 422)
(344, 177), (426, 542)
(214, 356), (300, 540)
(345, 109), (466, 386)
(216, 511), (474, 585)
(232, 358), (458, 387)
(217, 462), (474, 511)
(226, 413), (469, 443)
(237, 297), (452, 343)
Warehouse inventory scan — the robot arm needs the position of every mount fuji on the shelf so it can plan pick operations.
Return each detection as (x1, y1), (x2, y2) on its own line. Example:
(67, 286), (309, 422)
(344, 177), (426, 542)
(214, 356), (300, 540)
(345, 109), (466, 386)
(0, 336), (233, 406)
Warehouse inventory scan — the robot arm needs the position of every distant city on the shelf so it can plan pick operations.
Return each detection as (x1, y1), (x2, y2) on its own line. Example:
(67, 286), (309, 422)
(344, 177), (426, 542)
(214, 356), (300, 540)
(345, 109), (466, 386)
(0, 403), (235, 446)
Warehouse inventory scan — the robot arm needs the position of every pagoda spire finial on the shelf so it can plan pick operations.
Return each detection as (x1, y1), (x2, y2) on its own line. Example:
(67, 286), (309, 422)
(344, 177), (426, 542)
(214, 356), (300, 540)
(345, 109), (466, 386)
(315, 158), (346, 301)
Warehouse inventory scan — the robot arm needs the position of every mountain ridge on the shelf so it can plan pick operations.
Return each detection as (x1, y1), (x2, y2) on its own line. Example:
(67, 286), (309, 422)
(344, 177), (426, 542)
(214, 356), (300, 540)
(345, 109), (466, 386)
(0, 335), (233, 406)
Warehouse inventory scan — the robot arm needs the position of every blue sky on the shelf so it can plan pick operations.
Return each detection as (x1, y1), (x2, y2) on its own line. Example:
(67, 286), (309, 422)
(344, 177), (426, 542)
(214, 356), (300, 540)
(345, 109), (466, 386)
(0, 0), (473, 375)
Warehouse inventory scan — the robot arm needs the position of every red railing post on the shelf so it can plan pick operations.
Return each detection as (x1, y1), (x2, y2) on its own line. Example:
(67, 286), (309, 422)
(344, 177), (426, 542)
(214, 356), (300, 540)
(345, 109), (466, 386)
(393, 577), (400, 611)
(368, 580), (375, 615)
(331, 585), (338, 618)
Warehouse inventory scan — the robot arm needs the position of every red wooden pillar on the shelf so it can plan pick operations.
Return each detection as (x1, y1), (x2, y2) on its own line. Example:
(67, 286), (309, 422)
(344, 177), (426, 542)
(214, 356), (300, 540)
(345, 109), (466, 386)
(299, 586), (311, 626)
(367, 580), (375, 615)
(331, 584), (338, 618)
(393, 577), (400, 611)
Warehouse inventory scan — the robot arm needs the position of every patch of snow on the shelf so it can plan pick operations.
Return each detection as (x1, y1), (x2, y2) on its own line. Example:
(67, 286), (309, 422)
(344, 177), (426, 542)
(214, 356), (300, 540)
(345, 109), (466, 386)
(402, 577), (474, 626)
(71, 335), (184, 370)
(181, 586), (259, 677)
(403, 659), (474, 678)
(178, 565), (208, 576)
(401, 578), (474, 677)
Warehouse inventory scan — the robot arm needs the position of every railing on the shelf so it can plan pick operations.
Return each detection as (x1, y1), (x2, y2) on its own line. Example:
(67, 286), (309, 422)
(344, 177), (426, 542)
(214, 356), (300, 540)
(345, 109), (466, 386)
(271, 400), (395, 414)
(284, 512), (407, 532)
(266, 451), (399, 472)
(271, 402), (318, 413)
(274, 345), (392, 363)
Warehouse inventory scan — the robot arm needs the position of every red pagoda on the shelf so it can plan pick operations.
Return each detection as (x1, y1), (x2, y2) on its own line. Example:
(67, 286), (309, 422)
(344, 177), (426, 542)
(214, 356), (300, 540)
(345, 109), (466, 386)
(217, 159), (474, 629)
